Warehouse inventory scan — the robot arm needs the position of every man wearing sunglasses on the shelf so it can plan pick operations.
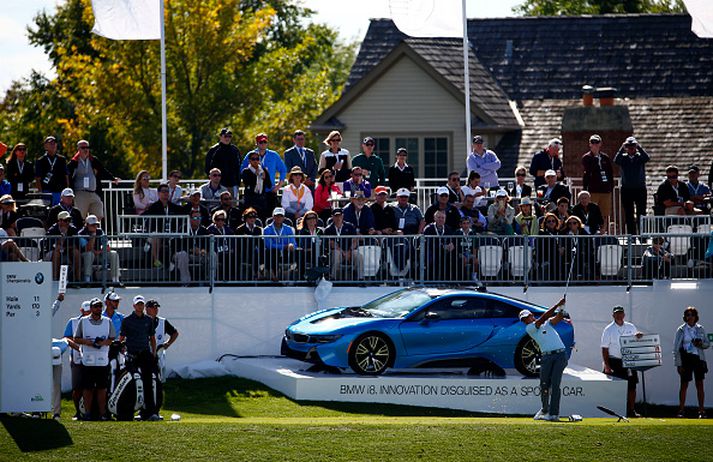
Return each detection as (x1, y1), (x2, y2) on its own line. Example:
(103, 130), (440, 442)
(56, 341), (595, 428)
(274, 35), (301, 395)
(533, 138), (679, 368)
(240, 133), (287, 210)
(67, 139), (120, 220)
(205, 127), (242, 199)
(352, 136), (386, 187)
(655, 165), (691, 216)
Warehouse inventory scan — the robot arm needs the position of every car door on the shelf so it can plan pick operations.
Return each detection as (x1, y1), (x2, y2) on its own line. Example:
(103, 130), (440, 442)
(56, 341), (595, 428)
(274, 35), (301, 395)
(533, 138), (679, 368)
(470, 297), (522, 338)
(398, 296), (489, 356)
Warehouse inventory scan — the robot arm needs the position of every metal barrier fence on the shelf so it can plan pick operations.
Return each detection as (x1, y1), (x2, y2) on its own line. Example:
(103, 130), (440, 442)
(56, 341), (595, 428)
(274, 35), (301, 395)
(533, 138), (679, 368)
(639, 214), (713, 235)
(13, 232), (712, 289)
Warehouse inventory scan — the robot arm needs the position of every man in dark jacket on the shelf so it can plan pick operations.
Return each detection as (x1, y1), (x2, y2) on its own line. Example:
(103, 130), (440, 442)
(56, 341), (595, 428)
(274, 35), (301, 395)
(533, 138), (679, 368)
(47, 188), (84, 229)
(205, 128), (242, 198)
(66, 140), (120, 220)
(614, 137), (649, 234)
(35, 135), (69, 205)
(581, 134), (614, 230)
(283, 130), (317, 189)
(529, 138), (565, 188)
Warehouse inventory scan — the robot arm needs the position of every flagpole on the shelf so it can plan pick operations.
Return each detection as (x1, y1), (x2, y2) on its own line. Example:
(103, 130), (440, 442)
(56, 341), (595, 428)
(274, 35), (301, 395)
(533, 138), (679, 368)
(461, 0), (471, 161)
(159, 0), (168, 181)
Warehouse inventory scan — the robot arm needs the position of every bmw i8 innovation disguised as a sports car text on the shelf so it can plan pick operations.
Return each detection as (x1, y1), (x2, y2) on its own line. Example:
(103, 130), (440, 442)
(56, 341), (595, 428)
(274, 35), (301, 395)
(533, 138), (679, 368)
(282, 288), (575, 376)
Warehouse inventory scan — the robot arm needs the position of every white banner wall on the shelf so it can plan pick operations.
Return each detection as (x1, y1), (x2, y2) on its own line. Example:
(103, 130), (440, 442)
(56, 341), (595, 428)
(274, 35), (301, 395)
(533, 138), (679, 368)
(52, 281), (713, 406)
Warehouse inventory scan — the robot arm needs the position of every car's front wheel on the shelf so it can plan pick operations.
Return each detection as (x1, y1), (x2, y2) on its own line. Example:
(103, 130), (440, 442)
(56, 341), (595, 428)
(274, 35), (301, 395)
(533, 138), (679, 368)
(348, 333), (393, 375)
(514, 335), (541, 377)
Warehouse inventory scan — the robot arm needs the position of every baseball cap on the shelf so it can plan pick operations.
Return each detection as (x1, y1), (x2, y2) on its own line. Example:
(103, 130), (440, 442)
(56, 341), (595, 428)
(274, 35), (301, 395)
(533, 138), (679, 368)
(549, 138), (563, 146)
(219, 127), (232, 136)
(520, 197), (532, 206)
(189, 188), (202, 197)
(688, 165), (700, 174)
(331, 208), (343, 216)
(219, 190), (232, 198)
(519, 309), (533, 320)
(44, 135), (57, 143)
(352, 191), (366, 199)
(362, 136), (375, 144)
(85, 215), (99, 225)
(612, 305), (625, 314)
(0, 196), (15, 205)
(544, 169), (557, 177)
(89, 298), (103, 307)
(61, 188), (75, 198)
(374, 186), (389, 195)
(472, 135), (484, 144)
(272, 207), (285, 216)
(57, 210), (71, 220)
(145, 299), (160, 309)
(133, 295), (146, 305)
(104, 291), (121, 302)
(495, 189), (508, 198)
(396, 188), (410, 197)
(255, 133), (268, 143)
(81, 300), (91, 312)
(589, 134), (602, 143)
(624, 136), (638, 145)
(436, 186), (449, 196)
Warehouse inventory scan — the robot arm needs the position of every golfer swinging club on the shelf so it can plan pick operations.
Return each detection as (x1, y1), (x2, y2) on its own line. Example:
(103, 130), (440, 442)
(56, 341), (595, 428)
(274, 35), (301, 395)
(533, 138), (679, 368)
(519, 297), (568, 422)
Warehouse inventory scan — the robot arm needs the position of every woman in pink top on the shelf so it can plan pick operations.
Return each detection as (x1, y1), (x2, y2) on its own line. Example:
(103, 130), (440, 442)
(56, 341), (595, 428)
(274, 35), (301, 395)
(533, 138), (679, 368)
(313, 169), (341, 222)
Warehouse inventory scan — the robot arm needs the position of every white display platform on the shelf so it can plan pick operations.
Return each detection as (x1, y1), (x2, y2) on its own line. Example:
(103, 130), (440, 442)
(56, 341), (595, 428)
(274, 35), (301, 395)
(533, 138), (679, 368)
(224, 356), (626, 418)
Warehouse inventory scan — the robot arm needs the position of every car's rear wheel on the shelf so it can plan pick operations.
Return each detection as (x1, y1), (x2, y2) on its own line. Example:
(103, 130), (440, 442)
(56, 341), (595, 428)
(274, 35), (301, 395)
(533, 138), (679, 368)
(515, 335), (541, 377)
(348, 333), (393, 375)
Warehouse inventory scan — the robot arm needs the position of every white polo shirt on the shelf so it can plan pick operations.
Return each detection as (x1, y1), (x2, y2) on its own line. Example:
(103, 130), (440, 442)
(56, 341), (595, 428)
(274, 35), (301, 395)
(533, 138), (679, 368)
(600, 320), (638, 359)
(526, 320), (565, 353)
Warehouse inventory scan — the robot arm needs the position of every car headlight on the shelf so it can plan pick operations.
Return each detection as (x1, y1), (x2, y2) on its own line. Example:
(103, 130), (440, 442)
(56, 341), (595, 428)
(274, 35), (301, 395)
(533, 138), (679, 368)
(310, 334), (343, 344)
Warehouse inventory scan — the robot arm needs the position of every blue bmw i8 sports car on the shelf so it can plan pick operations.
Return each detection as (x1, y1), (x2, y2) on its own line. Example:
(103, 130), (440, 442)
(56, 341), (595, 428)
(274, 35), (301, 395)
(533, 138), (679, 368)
(282, 287), (574, 376)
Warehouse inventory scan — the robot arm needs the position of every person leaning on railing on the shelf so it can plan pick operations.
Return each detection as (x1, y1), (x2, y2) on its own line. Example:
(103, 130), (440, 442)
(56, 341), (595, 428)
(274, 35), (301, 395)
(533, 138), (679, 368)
(45, 210), (80, 280)
(78, 214), (120, 284)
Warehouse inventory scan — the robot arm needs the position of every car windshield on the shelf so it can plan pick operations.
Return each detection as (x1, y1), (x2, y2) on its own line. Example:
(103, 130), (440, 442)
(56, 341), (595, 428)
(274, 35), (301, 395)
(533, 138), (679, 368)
(360, 289), (433, 318)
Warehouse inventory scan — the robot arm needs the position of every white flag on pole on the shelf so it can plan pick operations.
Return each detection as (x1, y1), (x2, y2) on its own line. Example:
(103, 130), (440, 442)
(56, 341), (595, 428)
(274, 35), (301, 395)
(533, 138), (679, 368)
(91, 0), (161, 40)
(389, 0), (463, 38)
(684, 0), (713, 38)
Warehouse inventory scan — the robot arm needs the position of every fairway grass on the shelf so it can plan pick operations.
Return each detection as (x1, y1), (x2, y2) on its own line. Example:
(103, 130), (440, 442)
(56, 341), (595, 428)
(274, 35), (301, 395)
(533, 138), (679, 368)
(1, 377), (712, 461)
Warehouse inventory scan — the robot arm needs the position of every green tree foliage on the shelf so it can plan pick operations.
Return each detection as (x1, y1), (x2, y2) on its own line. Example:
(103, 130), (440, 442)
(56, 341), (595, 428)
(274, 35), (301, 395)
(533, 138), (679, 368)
(514, 0), (686, 15)
(0, 0), (355, 177)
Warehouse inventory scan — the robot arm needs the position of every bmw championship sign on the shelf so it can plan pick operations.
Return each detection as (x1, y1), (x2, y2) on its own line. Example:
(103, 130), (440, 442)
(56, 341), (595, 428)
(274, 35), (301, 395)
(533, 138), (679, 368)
(0, 262), (52, 412)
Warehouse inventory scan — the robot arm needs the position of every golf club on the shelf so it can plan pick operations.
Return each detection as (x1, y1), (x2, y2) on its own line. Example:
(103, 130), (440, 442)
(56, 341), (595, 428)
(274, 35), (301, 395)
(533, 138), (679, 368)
(563, 242), (577, 298)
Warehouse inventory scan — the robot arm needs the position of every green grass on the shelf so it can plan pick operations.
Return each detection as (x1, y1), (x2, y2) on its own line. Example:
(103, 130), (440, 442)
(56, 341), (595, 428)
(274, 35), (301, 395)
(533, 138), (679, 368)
(1, 377), (712, 461)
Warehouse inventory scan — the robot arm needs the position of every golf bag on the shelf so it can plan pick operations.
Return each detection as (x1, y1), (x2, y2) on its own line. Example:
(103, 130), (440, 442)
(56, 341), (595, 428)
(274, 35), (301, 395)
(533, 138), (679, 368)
(107, 346), (164, 421)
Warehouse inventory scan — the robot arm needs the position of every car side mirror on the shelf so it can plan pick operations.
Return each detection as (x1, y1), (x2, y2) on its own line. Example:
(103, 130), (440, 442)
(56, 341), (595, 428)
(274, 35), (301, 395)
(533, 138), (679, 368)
(424, 312), (440, 321)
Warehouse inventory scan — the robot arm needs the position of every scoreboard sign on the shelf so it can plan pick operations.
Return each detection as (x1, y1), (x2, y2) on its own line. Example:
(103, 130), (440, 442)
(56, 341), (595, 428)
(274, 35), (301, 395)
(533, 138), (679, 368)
(620, 334), (663, 370)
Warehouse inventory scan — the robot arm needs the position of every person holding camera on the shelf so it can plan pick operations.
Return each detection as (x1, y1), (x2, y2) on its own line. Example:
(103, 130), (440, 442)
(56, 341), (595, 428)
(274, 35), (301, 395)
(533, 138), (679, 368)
(73, 298), (115, 420)
(674, 306), (710, 418)
(519, 297), (568, 422)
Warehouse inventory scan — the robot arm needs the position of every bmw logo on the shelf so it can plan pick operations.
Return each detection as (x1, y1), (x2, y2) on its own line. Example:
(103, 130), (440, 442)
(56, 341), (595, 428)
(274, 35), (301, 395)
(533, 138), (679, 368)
(34, 272), (45, 285)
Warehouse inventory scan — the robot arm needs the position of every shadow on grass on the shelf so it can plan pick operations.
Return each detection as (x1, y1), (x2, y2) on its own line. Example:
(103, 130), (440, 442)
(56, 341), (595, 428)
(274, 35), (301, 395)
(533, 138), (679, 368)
(291, 399), (486, 417)
(0, 415), (73, 452)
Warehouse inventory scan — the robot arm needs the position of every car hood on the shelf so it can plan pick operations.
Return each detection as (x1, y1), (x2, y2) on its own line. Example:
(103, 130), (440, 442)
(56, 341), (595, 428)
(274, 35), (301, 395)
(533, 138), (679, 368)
(288, 307), (394, 334)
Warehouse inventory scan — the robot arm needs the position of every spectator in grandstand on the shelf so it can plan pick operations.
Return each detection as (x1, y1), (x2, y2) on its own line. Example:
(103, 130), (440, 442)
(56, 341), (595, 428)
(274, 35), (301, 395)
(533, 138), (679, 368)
(78, 214), (120, 284)
(64, 300), (90, 420)
(0, 229), (29, 262)
(284, 130), (317, 189)
(655, 165), (691, 216)
(132, 170), (158, 215)
(581, 134), (614, 231)
(423, 210), (456, 280)
(34, 135), (68, 205)
(67, 139), (120, 220)
(282, 166), (314, 221)
(318, 130), (351, 184)
(74, 297), (115, 420)
(47, 188), (84, 229)
(512, 166), (533, 199)
(167, 170), (184, 205)
(207, 209), (235, 280)
(241, 152), (273, 221)
(554, 197), (572, 227)
(387, 147), (415, 194)
(391, 188), (425, 235)
(0, 195), (18, 236)
(461, 171), (488, 210)
(201, 168), (228, 202)
(323, 208), (361, 280)
(296, 210), (323, 276)
(343, 191), (375, 235)
(614, 137), (649, 234)
(210, 190), (241, 230)
(537, 212), (564, 281)
(205, 127), (242, 199)
(183, 188), (210, 226)
(352, 137), (386, 186)
(241, 133), (287, 205)
(262, 207), (296, 282)
(487, 190), (515, 235)
(0, 166), (11, 197)
(173, 208), (210, 285)
(466, 135), (501, 188)
(642, 236), (672, 279)
(561, 215), (595, 278)
(459, 194), (487, 233)
(342, 166), (372, 199)
(537, 169), (571, 209)
(145, 183), (186, 269)
(313, 168), (342, 222)
(601, 305), (643, 418)
(514, 197), (538, 236)
(103, 291), (124, 336)
(6, 143), (34, 200)
(46, 210), (81, 280)
(444, 171), (465, 204)
(425, 187), (461, 229)
(371, 186), (397, 234)
(530, 138), (565, 189)
(572, 190), (604, 235)
(455, 215), (479, 281)
(685, 165), (711, 214)
(235, 207), (263, 280)
(674, 306), (710, 419)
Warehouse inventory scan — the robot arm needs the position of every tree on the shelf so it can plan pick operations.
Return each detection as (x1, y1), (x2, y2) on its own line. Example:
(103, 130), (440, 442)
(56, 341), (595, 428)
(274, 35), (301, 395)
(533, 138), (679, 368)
(1, 0), (355, 178)
(514, 0), (686, 15)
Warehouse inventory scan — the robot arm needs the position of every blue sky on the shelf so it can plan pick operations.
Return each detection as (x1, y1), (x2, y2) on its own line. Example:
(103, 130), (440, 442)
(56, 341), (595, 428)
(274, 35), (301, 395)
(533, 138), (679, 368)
(0, 0), (521, 93)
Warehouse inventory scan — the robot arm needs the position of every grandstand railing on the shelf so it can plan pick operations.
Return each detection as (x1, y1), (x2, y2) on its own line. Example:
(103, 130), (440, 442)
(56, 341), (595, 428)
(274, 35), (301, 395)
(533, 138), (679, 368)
(16, 232), (712, 290)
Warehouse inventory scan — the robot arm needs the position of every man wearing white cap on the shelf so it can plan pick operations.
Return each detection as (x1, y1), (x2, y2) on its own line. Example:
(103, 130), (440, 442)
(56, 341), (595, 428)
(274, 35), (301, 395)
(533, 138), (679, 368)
(46, 209), (81, 280)
(119, 295), (160, 420)
(63, 300), (91, 420)
(262, 207), (296, 282)
(536, 169), (571, 207)
(519, 297), (568, 422)
(424, 186), (461, 229)
(103, 291), (124, 335)
(79, 214), (120, 284)
(529, 138), (566, 189)
(389, 188), (424, 235)
(47, 188), (83, 228)
(487, 189), (515, 235)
